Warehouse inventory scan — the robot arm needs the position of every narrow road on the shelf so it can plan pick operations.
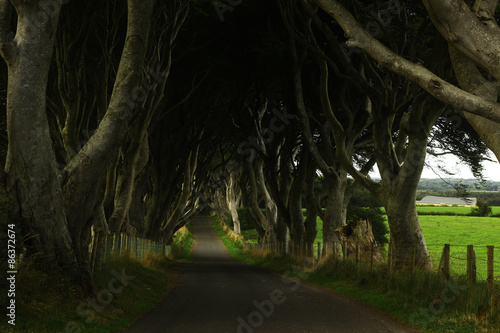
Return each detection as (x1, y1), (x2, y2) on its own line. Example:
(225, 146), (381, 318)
(121, 216), (419, 333)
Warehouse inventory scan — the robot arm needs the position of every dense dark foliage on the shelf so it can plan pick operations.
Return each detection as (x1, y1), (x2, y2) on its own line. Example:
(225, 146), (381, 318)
(347, 187), (389, 246)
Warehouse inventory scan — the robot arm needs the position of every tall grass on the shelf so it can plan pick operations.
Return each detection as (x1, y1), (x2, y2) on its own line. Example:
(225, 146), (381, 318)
(168, 224), (194, 261)
(0, 224), (193, 333)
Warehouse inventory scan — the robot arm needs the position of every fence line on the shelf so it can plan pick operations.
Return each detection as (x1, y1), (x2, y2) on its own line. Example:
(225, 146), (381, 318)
(247, 240), (499, 285)
(90, 232), (171, 275)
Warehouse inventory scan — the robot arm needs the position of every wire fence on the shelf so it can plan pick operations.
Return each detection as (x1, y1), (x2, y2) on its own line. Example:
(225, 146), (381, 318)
(249, 240), (499, 284)
(90, 233), (171, 275)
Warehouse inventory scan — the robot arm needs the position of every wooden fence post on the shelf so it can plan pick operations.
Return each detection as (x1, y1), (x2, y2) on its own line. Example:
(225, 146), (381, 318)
(439, 244), (451, 281)
(317, 242), (321, 261)
(467, 245), (477, 284)
(487, 246), (494, 292)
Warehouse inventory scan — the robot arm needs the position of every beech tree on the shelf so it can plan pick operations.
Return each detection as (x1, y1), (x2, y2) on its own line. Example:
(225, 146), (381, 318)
(0, 0), (77, 271)
(303, 0), (498, 268)
(0, 0), (190, 294)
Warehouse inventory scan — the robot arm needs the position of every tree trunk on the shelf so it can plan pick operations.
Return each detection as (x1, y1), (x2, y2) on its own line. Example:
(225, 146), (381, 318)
(240, 174), (265, 242)
(60, 0), (154, 286)
(161, 146), (199, 243)
(256, 158), (277, 243)
(246, 160), (267, 243)
(321, 174), (346, 258)
(128, 168), (149, 236)
(226, 167), (242, 234)
(108, 134), (149, 233)
(288, 150), (308, 245)
(377, 131), (433, 270)
(0, 0), (77, 270)
(385, 196), (430, 269)
(144, 164), (160, 238)
(304, 159), (318, 244)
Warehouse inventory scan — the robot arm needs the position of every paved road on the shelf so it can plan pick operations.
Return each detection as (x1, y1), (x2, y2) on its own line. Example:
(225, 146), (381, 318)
(121, 216), (419, 333)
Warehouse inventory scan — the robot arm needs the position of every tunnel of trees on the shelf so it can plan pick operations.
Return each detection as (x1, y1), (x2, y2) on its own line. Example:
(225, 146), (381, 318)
(0, 0), (499, 292)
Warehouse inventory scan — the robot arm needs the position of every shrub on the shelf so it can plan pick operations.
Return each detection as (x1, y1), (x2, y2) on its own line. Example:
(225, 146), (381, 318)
(347, 205), (389, 246)
(469, 200), (492, 217)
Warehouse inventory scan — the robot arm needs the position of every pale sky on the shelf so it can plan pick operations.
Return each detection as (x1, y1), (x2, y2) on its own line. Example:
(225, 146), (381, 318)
(370, 150), (500, 181)
(422, 152), (500, 181)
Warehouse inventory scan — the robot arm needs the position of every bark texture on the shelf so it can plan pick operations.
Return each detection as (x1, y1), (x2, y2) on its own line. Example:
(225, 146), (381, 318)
(60, 0), (154, 283)
(0, 0), (76, 269)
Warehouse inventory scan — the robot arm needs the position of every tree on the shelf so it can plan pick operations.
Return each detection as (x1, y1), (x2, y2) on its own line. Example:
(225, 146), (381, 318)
(279, 0), (377, 258)
(347, 186), (388, 247)
(0, 0), (77, 272)
(278, 0), (435, 268)
(470, 200), (492, 217)
(0, 0), (191, 294)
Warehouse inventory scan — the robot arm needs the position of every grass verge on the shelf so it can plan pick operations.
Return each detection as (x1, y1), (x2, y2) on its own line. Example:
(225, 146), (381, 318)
(212, 216), (500, 333)
(0, 224), (193, 333)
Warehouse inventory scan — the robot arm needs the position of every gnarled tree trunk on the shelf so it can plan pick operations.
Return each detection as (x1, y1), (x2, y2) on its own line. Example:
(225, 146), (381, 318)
(60, 0), (154, 288)
(0, 0), (76, 270)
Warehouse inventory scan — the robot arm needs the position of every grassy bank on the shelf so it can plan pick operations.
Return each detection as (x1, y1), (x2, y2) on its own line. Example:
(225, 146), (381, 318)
(213, 216), (500, 333)
(0, 225), (193, 333)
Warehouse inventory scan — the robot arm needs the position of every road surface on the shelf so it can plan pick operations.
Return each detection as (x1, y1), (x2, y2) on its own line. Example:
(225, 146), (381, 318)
(121, 216), (419, 333)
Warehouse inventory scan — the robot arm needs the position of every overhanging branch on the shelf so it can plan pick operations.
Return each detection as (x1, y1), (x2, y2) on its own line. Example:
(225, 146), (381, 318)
(311, 0), (500, 124)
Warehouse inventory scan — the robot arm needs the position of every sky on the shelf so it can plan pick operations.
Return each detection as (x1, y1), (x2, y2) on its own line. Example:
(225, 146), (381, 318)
(421, 153), (500, 181)
(370, 150), (500, 181)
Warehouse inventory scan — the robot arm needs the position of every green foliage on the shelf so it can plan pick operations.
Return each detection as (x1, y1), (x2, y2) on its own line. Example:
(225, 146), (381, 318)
(469, 200), (492, 217)
(347, 187), (389, 246)
(236, 208), (255, 231)
(169, 223), (194, 261)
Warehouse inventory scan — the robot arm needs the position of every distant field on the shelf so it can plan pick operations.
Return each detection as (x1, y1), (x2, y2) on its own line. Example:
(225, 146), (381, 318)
(416, 205), (500, 215)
